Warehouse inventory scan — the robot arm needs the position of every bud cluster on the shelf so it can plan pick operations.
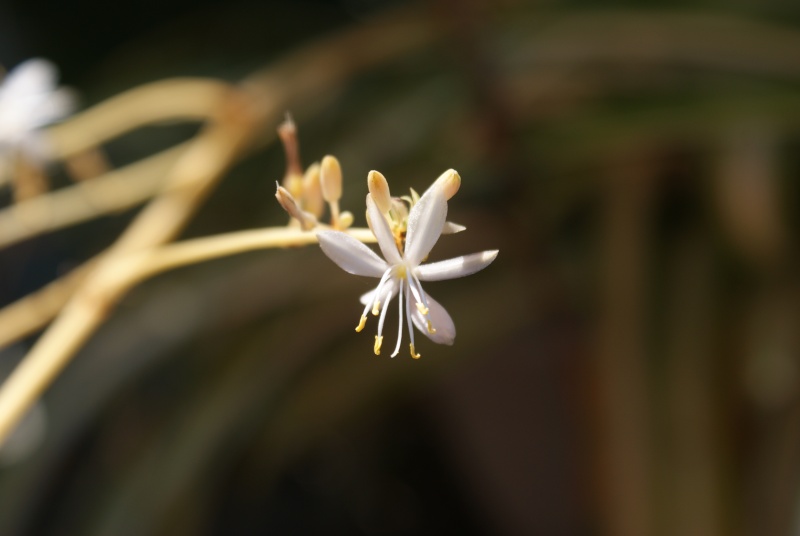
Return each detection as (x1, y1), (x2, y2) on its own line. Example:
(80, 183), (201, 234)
(274, 114), (353, 231)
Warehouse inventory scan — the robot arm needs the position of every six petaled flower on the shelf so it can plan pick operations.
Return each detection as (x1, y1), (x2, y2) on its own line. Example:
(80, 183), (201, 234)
(317, 170), (498, 359)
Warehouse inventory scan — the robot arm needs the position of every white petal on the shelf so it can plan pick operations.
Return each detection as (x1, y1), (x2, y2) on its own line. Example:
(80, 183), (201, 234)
(416, 250), (498, 282)
(404, 183), (447, 266)
(1, 59), (57, 101)
(441, 221), (466, 234)
(412, 292), (455, 345)
(28, 88), (75, 128)
(366, 194), (402, 265)
(317, 230), (388, 277)
(359, 279), (398, 305)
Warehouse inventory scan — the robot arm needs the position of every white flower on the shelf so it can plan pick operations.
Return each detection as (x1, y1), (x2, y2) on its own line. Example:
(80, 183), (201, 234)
(317, 176), (498, 359)
(0, 59), (75, 177)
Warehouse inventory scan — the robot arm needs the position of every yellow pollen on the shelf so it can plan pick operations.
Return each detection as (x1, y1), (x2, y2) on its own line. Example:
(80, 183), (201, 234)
(415, 302), (429, 316)
(372, 301), (380, 316)
(374, 335), (384, 355)
(355, 315), (367, 332)
(410, 343), (421, 359)
(395, 265), (406, 279)
(426, 321), (437, 334)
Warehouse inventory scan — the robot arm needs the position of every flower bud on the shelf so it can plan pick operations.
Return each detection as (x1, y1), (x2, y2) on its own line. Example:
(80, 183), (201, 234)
(320, 155), (342, 203)
(277, 113), (303, 197)
(367, 170), (392, 214)
(432, 168), (461, 200)
(275, 182), (316, 230)
(302, 162), (324, 217)
(338, 211), (354, 229)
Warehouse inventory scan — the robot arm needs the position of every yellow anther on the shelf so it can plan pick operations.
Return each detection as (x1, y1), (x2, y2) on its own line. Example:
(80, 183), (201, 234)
(410, 344), (421, 359)
(355, 315), (367, 332)
(415, 302), (429, 316)
(426, 321), (437, 335)
(374, 335), (384, 355)
(372, 301), (381, 316)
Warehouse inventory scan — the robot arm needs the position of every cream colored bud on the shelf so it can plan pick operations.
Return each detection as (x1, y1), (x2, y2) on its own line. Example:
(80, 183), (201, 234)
(275, 182), (316, 230)
(278, 113), (303, 181)
(277, 114), (297, 148)
(338, 211), (354, 229)
(320, 155), (342, 202)
(433, 168), (461, 200)
(367, 170), (392, 214)
(302, 162), (324, 217)
(275, 182), (298, 213)
(284, 173), (303, 199)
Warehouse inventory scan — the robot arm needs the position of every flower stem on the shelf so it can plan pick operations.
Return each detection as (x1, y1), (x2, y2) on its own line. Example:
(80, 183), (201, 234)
(0, 226), (375, 446)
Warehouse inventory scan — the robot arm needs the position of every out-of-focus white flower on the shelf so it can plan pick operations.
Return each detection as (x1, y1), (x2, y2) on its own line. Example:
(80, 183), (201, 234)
(0, 59), (75, 178)
(317, 172), (498, 359)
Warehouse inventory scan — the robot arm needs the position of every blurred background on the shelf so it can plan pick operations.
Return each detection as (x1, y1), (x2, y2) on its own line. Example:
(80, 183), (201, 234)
(1, 0), (799, 534)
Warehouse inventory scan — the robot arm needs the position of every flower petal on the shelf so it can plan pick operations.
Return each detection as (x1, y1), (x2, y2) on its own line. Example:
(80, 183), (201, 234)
(404, 183), (447, 266)
(366, 194), (402, 265)
(441, 221), (466, 234)
(412, 292), (455, 345)
(416, 250), (498, 282)
(0, 59), (57, 101)
(29, 88), (75, 128)
(317, 230), (388, 277)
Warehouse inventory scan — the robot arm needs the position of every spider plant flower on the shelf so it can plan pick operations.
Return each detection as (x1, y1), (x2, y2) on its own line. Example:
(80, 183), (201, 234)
(0, 59), (75, 175)
(317, 172), (498, 359)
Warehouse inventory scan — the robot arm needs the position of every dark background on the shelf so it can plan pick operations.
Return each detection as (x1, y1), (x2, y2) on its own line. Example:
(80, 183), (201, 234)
(1, 0), (800, 535)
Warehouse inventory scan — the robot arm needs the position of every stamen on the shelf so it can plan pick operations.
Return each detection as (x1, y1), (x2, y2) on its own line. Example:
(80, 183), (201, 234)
(409, 274), (432, 317)
(415, 302), (429, 316)
(410, 343), (421, 359)
(363, 267), (394, 323)
(374, 335), (383, 355)
(426, 321), (437, 334)
(404, 283), (417, 358)
(391, 280), (405, 357)
(355, 315), (367, 332)
(360, 299), (374, 325)
(377, 286), (392, 340)
(407, 282), (424, 308)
